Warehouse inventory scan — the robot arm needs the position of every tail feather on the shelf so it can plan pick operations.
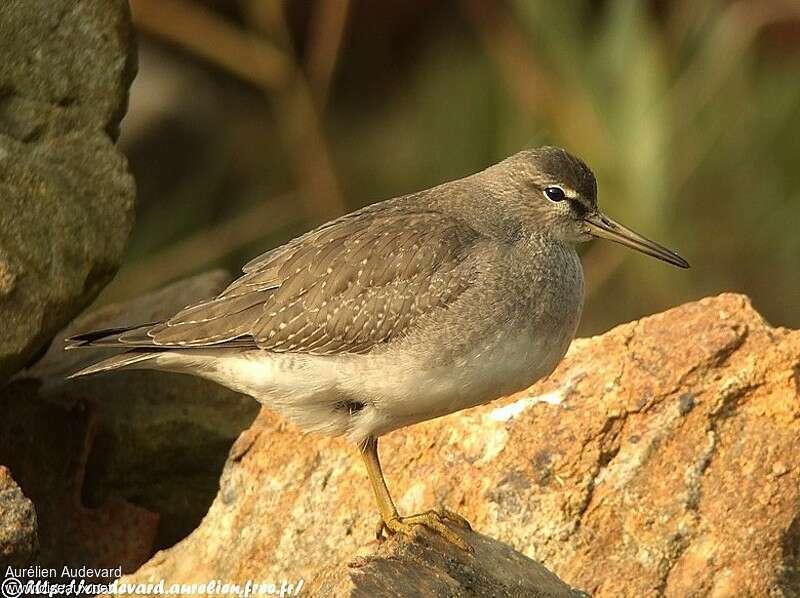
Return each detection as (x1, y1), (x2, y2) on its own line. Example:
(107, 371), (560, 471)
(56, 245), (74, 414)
(65, 324), (157, 349)
(65, 323), (256, 350)
(67, 351), (158, 379)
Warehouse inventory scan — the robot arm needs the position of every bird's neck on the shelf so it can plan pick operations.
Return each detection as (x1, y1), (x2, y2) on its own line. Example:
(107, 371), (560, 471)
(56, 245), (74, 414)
(423, 174), (529, 243)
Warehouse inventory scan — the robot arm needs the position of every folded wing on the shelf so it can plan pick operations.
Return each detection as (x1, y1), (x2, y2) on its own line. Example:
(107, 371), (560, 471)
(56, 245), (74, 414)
(92, 206), (483, 356)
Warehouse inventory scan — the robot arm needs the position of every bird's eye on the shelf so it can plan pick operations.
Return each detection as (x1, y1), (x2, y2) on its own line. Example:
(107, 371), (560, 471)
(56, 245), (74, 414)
(544, 186), (566, 202)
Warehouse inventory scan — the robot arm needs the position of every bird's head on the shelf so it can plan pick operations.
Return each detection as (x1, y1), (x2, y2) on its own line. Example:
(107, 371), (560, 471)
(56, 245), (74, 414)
(498, 146), (689, 269)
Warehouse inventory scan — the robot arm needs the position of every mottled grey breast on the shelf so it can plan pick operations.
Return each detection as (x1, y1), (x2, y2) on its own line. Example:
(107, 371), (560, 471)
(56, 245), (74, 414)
(119, 204), (483, 355)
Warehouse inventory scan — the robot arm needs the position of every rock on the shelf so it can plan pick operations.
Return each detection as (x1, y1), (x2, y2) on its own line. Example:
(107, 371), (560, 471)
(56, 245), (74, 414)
(0, 466), (39, 567)
(113, 294), (800, 597)
(0, 0), (136, 384)
(309, 527), (588, 597)
(0, 380), (157, 575)
(16, 271), (259, 555)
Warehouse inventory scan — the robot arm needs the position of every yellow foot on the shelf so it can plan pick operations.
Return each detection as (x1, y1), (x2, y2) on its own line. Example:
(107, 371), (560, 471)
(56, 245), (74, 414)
(376, 509), (473, 552)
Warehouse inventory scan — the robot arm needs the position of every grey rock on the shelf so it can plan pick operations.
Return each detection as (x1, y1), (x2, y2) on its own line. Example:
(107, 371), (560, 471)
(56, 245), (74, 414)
(0, 0), (136, 384)
(26, 271), (259, 551)
(0, 466), (39, 568)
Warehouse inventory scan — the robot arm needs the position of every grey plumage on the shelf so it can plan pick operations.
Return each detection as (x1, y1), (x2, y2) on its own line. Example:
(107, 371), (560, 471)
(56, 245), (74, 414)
(66, 146), (687, 438)
(68, 206), (483, 358)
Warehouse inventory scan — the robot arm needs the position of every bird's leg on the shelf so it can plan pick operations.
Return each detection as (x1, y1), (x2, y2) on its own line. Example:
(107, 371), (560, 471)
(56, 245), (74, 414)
(358, 436), (472, 552)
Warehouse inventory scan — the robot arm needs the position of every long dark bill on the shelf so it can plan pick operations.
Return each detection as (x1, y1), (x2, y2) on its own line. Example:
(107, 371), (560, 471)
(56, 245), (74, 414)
(585, 212), (690, 269)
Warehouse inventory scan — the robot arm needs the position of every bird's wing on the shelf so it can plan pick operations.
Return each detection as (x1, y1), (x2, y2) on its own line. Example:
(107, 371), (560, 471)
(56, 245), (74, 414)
(115, 206), (484, 355)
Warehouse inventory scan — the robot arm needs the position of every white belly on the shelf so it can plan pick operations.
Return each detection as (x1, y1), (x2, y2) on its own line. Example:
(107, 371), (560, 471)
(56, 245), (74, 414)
(153, 316), (573, 445)
(343, 317), (577, 440)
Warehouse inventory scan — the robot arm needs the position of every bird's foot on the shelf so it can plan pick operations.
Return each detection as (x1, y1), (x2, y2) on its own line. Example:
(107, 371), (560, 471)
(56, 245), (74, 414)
(376, 508), (473, 552)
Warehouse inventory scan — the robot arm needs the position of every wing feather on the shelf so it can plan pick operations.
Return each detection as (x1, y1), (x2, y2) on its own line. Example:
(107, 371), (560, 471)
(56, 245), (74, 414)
(78, 204), (484, 354)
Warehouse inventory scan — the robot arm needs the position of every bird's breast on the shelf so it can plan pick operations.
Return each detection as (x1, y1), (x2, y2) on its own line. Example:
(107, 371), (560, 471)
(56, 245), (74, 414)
(471, 239), (585, 398)
(354, 242), (585, 430)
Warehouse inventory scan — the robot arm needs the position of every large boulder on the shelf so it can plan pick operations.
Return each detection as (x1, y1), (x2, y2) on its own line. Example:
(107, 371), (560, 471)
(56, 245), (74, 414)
(114, 294), (800, 596)
(0, 0), (136, 384)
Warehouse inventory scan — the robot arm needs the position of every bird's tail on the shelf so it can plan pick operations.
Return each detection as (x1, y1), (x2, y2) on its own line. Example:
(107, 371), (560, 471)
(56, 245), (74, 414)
(67, 350), (158, 379)
(64, 323), (156, 349)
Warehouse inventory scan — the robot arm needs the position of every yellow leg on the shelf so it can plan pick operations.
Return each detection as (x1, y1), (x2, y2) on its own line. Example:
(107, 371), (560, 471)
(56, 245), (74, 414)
(359, 437), (472, 552)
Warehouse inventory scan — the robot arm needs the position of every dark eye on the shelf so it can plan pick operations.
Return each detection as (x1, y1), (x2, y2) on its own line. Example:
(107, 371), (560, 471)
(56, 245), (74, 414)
(544, 186), (566, 202)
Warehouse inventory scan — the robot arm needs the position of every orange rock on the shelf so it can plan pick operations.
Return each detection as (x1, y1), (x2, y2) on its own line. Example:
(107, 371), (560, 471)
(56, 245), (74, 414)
(115, 294), (800, 597)
(0, 465), (39, 567)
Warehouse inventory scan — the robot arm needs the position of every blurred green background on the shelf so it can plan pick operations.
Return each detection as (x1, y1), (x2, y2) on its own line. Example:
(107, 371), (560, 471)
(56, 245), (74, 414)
(105, 0), (800, 336)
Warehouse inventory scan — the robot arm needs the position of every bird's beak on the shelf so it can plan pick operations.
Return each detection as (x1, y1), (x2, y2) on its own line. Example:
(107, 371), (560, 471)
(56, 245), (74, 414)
(584, 211), (690, 269)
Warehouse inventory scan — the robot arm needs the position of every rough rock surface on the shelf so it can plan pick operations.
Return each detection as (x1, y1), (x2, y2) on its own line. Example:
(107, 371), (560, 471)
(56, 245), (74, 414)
(0, 466), (39, 567)
(3, 271), (259, 568)
(0, 379), (157, 575)
(308, 527), (588, 597)
(0, 0), (136, 383)
(115, 294), (800, 597)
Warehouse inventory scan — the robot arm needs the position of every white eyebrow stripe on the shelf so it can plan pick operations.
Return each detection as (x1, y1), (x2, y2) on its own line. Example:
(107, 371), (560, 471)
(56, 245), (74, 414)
(531, 175), (581, 199)
(556, 185), (579, 199)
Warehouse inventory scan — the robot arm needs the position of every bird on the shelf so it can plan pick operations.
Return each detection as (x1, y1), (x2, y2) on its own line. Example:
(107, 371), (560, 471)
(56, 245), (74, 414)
(65, 146), (689, 551)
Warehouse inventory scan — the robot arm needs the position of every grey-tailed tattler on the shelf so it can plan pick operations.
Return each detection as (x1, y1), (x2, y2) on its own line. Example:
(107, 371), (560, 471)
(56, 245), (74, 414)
(66, 147), (689, 551)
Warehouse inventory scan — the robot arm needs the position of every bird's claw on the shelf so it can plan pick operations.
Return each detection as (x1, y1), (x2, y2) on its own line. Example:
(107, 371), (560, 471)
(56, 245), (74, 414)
(375, 508), (473, 552)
